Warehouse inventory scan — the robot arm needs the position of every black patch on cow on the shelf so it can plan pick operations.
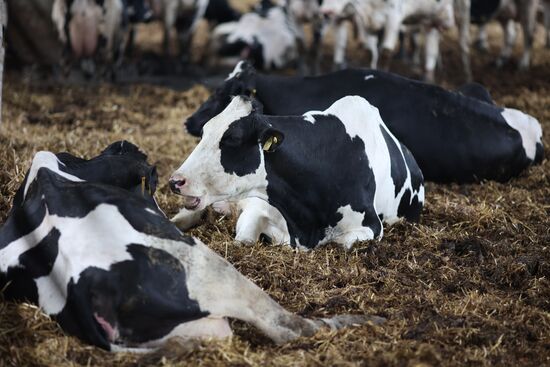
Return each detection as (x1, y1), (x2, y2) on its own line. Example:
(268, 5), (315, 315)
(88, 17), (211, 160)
(397, 189), (422, 222)
(0, 229), (60, 304)
(205, 0), (241, 24)
(471, 0), (501, 24)
(263, 114), (381, 248)
(400, 143), (423, 193)
(535, 143), (544, 165)
(56, 244), (208, 349)
(186, 64), (257, 137)
(220, 115), (263, 176)
(456, 83), (495, 105)
(379, 125), (407, 196)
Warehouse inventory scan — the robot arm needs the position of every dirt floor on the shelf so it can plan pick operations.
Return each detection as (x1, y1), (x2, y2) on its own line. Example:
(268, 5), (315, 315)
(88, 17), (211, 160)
(1, 17), (550, 367)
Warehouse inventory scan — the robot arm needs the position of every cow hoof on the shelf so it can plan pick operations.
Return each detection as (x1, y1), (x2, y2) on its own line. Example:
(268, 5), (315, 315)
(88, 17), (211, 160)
(322, 314), (386, 330)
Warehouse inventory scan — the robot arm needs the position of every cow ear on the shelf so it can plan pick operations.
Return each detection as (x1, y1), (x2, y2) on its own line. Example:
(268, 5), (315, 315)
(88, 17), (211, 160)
(260, 128), (284, 153)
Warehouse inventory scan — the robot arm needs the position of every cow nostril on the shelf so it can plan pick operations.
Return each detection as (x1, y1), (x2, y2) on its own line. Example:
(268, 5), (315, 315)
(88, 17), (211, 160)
(169, 178), (186, 193)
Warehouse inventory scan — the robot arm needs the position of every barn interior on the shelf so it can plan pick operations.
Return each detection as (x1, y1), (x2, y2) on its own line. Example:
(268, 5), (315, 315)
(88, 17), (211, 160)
(0, 0), (549, 366)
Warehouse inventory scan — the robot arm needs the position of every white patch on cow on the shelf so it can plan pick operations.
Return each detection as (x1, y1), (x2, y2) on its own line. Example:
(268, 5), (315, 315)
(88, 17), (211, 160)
(501, 108), (542, 161)
(0, 209), (55, 272)
(234, 197), (290, 245)
(364, 74), (375, 80)
(225, 61), (245, 80)
(323, 205), (376, 249)
(23, 152), (83, 199)
(302, 111), (323, 123)
(145, 208), (160, 216)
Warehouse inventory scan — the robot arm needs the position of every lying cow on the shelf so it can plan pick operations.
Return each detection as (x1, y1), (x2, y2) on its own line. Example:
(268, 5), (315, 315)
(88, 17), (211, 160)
(320, 0), (455, 82)
(170, 95), (425, 249)
(209, 1), (300, 70)
(0, 141), (376, 350)
(185, 61), (543, 184)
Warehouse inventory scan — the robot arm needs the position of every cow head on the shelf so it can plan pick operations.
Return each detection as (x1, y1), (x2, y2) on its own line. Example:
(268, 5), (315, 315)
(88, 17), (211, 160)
(185, 61), (258, 137)
(171, 96), (283, 210)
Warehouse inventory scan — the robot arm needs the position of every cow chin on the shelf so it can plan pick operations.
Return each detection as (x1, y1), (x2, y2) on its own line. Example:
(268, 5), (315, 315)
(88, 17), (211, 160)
(181, 195), (203, 211)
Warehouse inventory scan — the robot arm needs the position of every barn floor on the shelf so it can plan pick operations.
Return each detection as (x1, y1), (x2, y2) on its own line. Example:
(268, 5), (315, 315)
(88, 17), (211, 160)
(1, 21), (550, 366)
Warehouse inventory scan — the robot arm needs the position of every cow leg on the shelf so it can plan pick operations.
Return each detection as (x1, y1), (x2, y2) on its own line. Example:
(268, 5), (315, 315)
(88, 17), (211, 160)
(333, 21), (348, 70)
(185, 241), (377, 344)
(517, 0), (538, 70)
(424, 28), (440, 83)
(310, 20), (326, 75)
(171, 207), (206, 231)
(235, 198), (290, 245)
(474, 24), (489, 51)
(361, 33), (379, 69)
(454, 0), (472, 81)
(496, 20), (517, 67)
(411, 32), (422, 69)
(163, 1), (178, 56)
(295, 26), (309, 75)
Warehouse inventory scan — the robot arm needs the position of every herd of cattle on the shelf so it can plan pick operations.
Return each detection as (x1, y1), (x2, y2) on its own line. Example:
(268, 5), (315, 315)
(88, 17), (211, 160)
(0, 0), (547, 355)
(51, 0), (550, 81)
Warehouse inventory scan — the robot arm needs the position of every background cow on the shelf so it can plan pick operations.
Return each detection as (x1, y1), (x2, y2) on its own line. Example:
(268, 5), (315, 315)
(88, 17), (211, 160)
(185, 61), (543, 183)
(319, 0), (455, 82)
(209, 1), (300, 70)
(0, 142), (380, 351)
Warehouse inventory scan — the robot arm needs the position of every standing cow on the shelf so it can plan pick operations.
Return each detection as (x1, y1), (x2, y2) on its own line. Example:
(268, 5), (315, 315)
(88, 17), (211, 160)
(0, 141), (377, 350)
(170, 95), (425, 249)
(455, 0), (540, 81)
(185, 61), (543, 184)
(320, 0), (455, 82)
(51, 0), (151, 74)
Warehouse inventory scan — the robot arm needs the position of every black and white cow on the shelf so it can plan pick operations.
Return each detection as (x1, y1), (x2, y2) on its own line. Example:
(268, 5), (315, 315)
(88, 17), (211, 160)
(0, 141), (376, 351)
(170, 95), (425, 249)
(209, 1), (300, 70)
(185, 61), (544, 184)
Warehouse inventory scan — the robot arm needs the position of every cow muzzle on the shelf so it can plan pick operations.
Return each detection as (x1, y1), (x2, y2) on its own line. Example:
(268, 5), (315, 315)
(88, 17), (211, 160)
(169, 175), (203, 210)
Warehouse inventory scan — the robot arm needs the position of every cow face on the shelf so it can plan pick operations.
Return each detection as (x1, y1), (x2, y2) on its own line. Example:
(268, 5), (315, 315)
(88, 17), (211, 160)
(185, 61), (258, 137)
(172, 96), (283, 211)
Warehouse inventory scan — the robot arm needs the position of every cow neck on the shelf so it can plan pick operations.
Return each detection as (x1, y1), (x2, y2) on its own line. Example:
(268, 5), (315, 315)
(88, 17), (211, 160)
(261, 116), (332, 249)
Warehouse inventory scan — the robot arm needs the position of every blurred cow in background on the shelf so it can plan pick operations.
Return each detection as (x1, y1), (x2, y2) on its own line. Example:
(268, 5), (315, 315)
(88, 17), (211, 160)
(150, 0), (240, 63)
(52, 0), (151, 76)
(320, 0), (455, 82)
(209, 0), (300, 70)
(456, 0), (540, 82)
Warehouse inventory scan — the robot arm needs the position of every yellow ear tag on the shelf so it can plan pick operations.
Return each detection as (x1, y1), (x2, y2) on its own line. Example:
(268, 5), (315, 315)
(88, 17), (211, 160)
(263, 136), (277, 151)
(251, 89), (257, 96)
(141, 176), (146, 195)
